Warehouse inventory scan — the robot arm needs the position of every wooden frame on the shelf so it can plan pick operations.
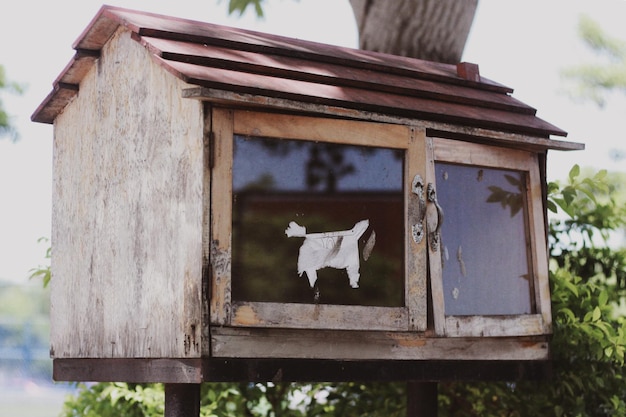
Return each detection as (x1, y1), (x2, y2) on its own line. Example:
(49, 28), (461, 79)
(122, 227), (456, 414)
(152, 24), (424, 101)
(427, 137), (552, 337)
(209, 110), (552, 339)
(209, 109), (429, 332)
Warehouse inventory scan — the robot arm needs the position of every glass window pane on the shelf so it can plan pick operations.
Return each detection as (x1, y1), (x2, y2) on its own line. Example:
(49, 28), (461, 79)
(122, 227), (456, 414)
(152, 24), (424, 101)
(232, 135), (404, 307)
(435, 162), (533, 316)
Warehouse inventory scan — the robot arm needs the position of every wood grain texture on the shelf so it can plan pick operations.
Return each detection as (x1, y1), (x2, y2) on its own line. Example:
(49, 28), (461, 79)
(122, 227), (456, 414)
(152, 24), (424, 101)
(405, 127), (428, 331)
(444, 315), (547, 338)
(433, 137), (534, 169)
(233, 110), (410, 149)
(527, 154), (553, 332)
(51, 27), (205, 359)
(53, 357), (552, 383)
(425, 137), (446, 336)
(138, 35), (527, 113)
(208, 108), (234, 326)
(211, 327), (549, 361)
(231, 302), (408, 331)
(184, 87), (583, 152)
(54, 358), (204, 383)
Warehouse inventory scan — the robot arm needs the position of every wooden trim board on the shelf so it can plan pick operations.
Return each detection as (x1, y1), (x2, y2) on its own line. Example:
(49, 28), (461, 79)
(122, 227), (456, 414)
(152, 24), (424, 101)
(53, 357), (552, 383)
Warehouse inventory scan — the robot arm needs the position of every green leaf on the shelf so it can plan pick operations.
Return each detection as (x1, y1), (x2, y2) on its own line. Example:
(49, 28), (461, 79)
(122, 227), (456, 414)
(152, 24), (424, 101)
(594, 169), (608, 180)
(599, 289), (609, 306)
(555, 404), (564, 417)
(579, 180), (599, 203)
(547, 199), (558, 213)
(562, 186), (576, 205)
(254, 0), (264, 17)
(569, 164), (581, 182)
(592, 306), (602, 322)
(559, 307), (577, 323)
(552, 197), (575, 217)
(227, 0), (264, 17)
(562, 279), (579, 297)
(547, 181), (560, 194)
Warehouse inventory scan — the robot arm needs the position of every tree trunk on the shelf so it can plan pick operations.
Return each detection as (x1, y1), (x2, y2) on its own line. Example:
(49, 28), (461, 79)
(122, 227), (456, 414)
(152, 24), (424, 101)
(348, 0), (478, 63)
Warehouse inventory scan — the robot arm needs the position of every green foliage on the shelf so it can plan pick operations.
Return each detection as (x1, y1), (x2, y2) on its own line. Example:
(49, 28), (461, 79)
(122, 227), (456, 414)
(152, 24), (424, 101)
(29, 237), (52, 288)
(223, 0), (265, 17)
(549, 166), (626, 295)
(439, 165), (626, 417)
(561, 15), (626, 107)
(61, 383), (165, 417)
(222, 0), (301, 18)
(0, 64), (24, 140)
(440, 270), (626, 416)
(59, 382), (406, 417)
(0, 283), (49, 318)
(0, 282), (51, 378)
(323, 382), (406, 417)
(0, 283), (50, 347)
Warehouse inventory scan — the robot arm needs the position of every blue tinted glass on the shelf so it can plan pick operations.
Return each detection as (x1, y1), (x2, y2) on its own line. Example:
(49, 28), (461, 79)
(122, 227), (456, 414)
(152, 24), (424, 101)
(232, 135), (404, 307)
(436, 162), (533, 315)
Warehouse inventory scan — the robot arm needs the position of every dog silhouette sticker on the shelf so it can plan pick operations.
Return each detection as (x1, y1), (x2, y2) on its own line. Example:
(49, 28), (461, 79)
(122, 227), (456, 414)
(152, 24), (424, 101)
(285, 219), (371, 289)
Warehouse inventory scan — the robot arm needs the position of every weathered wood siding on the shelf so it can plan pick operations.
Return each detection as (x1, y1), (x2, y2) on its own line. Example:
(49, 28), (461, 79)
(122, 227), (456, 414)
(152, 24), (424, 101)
(51, 27), (205, 358)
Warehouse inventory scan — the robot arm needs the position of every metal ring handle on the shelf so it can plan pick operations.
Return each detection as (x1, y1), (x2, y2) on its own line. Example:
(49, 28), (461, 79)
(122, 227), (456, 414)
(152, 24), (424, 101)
(427, 183), (444, 252)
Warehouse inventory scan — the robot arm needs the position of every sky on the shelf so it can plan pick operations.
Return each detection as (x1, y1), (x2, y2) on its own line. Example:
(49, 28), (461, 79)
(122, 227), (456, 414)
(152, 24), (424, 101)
(0, 0), (625, 284)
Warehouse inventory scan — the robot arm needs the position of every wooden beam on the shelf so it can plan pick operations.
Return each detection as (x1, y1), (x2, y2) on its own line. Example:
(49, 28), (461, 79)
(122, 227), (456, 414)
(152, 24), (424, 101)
(53, 358), (551, 383)
(183, 88), (583, 151)
(407, 382), (438, 417)
(211, 327), (550, 361)
(53, 358), (204, 383)
(165, 384), (200, 417)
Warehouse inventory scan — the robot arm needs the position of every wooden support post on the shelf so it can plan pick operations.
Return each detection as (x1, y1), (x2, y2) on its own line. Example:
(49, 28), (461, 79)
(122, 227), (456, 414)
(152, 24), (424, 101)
(407, 382), (438, 417)
(165, 383), (201, 417)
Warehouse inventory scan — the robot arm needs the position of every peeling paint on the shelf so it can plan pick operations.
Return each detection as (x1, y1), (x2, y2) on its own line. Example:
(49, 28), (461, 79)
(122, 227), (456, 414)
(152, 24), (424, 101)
(211, 240), (232, 276)
(391, 334), (427, 348)
(233, 304), (259, 326)
(210, 240), (232, 325)
(457, 245), (467, 277)
(452, 287), (460, 300)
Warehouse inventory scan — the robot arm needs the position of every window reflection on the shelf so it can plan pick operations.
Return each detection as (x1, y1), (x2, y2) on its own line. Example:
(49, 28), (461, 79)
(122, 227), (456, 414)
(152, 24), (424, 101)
(232, 135), (405, 307)
(436, 163), (533, 316)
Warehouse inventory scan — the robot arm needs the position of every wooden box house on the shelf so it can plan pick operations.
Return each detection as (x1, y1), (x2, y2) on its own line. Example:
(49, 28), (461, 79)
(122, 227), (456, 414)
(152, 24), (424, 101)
(33, 6), (583, 384)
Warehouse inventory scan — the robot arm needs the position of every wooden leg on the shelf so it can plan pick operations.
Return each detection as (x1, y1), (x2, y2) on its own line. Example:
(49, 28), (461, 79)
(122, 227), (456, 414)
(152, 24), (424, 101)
(164, 383), (201, 417)
(407, 382), (438, 417)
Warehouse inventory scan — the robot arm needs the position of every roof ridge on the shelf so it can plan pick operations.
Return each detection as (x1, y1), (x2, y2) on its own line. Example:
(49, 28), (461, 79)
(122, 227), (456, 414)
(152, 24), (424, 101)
(32, 5), (573, 143)
(135, 34), (533, 116)
(79, 5), (512, 94)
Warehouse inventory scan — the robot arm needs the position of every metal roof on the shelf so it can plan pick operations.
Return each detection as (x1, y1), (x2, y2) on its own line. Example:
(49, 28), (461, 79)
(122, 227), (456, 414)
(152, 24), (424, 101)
(32, 5), (577, 147)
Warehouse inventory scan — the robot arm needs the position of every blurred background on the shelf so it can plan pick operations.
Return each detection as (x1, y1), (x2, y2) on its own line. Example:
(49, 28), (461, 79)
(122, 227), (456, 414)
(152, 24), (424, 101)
(1, 0), (625, 415)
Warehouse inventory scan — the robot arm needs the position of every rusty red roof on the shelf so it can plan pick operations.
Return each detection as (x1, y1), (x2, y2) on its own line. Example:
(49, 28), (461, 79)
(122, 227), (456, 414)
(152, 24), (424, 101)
(32, 5), (573, 144)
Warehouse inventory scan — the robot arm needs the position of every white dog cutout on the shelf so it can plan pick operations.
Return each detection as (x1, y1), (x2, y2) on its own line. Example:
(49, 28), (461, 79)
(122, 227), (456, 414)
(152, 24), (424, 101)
(285, 220), (370, 289)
